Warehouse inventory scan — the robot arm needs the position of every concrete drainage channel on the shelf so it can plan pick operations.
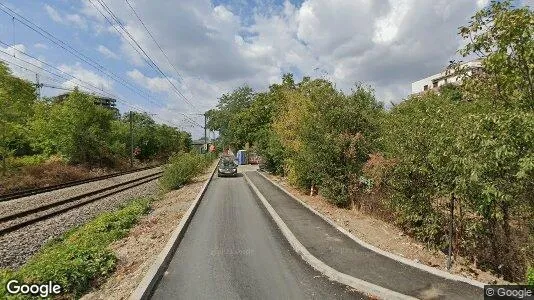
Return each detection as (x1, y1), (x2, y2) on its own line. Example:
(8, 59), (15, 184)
(130, 165), (217, 300)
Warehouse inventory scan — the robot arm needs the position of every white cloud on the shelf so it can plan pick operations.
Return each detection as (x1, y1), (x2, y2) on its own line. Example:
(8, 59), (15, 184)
(126, 69), (176, 93)
(33, 43), (49, 50)
(373, 0), (412, 44)
(476, 0), (490, 8)
(44, 4), (62, 23)
(68, 0), (496, 132)
(97, 45), (119, 59)
(44, 4), (87, 29)
(0, 44), (43, 82)
(59, 63), (113, 92)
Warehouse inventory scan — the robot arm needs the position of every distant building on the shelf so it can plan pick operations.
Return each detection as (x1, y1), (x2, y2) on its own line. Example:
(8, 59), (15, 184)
(53, 93), (118, 111)
(411, 59), (483, 95)
(192, 137), (210, 153)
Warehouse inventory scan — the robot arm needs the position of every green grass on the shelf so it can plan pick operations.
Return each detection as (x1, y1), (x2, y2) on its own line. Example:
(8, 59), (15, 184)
(8, 154), (49, 169)
(0, 198), (151, 299)
(528, 267), (534, 285)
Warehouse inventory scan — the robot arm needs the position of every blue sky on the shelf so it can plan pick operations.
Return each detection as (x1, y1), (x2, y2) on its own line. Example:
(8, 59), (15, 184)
(0, 0), (532, 138)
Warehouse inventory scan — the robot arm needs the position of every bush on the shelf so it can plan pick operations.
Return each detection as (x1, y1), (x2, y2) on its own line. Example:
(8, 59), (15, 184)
(0, 198), (150, 298)
(160, 152), (214, 191)
(8, 155), (48, 169)
(0, 161), (90, 194)
(528, 267), (534, 285)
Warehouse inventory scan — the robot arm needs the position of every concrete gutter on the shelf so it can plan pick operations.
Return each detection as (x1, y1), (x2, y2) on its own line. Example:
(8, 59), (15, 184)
(254, 170), (486, 289)
(244, 172), (417, 300)
(129, 164), (217, 300)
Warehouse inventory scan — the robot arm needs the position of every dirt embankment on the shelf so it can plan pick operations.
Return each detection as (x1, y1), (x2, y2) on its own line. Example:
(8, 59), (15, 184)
(82, 163), (216, 300)
(263, 173), (508, 285)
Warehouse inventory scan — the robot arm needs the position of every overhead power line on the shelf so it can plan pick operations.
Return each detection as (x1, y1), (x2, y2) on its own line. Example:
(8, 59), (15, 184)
(0, 3), (201, 128)
(124, 0), (211, 130)
(0, 55), (182, 128)
(0, 45), (153, 114)
(91, 0), (201, 113)
(0, 3), (149, 99)
(125, 0), (185, 82)
(0, 48), (190, 129)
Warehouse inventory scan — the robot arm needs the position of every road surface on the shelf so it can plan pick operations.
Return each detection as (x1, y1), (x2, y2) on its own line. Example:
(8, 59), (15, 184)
(151, 170), (364, 299)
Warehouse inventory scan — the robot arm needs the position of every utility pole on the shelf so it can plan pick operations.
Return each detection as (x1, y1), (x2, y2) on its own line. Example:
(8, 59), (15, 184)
(129, 111), (134, 168)
(204, 112), (207, 153)
(447, 194), (455, 270)
(35, 74), (41, 100)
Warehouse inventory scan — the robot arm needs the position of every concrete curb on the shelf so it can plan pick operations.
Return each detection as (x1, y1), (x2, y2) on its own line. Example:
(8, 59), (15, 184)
(129, 164), (218, 300)
(244, 172), (416, 300)
(255, 170), (486, 289)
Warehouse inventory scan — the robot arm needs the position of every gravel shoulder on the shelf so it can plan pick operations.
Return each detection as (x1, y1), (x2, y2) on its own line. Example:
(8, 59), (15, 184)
(262, 172), (508, 285)
(81, 162), (217, 300)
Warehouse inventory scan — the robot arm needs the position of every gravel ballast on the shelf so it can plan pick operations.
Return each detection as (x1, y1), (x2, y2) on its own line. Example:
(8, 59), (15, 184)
(0, 178), (160, 269)
(0, 167), (162, 219)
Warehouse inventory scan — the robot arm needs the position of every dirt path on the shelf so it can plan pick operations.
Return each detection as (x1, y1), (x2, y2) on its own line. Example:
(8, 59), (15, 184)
(263, 172), (508, 285)
(82, 163), (216, 300)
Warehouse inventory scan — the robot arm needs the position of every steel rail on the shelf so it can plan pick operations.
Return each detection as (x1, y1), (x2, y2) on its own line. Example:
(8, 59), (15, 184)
(0, 172), (162, 236)
(0, 165), (161, 202)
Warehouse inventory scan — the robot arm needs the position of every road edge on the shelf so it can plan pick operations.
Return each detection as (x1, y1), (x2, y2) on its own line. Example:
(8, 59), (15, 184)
(129, 163), (217, 300)
(255, 170), (486, 289)
(243, 172), (416, 300)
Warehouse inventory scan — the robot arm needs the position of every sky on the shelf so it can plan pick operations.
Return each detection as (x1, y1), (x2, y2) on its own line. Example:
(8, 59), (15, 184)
(0, 0), (532, 138)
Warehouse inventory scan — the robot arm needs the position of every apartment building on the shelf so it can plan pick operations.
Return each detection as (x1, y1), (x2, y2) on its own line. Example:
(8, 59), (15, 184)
(411, 59), (483, 95)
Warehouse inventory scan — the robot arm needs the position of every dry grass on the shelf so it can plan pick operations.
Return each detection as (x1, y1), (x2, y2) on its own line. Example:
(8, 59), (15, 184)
(0, 161), (109, 194)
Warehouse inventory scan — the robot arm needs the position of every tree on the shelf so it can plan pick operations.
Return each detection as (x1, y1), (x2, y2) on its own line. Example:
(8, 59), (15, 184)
(0, 62), (36, 174)
(459, 0), (534, 108)
(31, 89), (115, 165)
(206, 86), (256, 149)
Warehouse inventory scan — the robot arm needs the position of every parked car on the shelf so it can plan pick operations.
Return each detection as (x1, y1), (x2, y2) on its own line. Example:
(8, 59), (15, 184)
(218, 156), (238, 177)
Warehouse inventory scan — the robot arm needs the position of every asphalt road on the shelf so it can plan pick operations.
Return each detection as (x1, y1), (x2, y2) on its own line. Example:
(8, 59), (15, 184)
(151, 171), (364, 300)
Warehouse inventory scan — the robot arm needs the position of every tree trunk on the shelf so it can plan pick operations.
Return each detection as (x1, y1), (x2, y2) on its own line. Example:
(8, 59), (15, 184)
(1, 155), (5, 176)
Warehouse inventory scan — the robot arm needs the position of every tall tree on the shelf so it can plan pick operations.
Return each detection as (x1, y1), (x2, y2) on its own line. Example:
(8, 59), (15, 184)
(459, 0), (534, 108)
(0, 62), (36, 174)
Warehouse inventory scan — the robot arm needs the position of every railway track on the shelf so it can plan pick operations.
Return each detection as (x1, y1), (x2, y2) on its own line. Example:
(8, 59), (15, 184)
(0, 170), (162, 236)
(0, 165), (161, 202)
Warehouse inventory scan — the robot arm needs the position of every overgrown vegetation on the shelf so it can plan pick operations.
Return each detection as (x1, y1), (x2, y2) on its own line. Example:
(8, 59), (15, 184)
(207, 1), (533, 282)
(160, 152), (215, 191)
(0, 198), (150, 298)
(0, 67), (192, 176)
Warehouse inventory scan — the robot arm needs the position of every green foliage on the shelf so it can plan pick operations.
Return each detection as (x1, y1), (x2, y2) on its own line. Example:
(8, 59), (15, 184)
(459, 0), (534, 108)
(0, 65), (190, 172)
(528, 267), (534, 285)
(0, 198), (150, 298)
(7, 154), (48, 169)
(160, 152), (214, 190)
(30, 90), (116, 165)
(206, 86), (256, 149)
(203, 0), (534, 282)
(268, 80), (382, 206)
(0, 62), (36, 174)
(111, 112), (192, 161)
